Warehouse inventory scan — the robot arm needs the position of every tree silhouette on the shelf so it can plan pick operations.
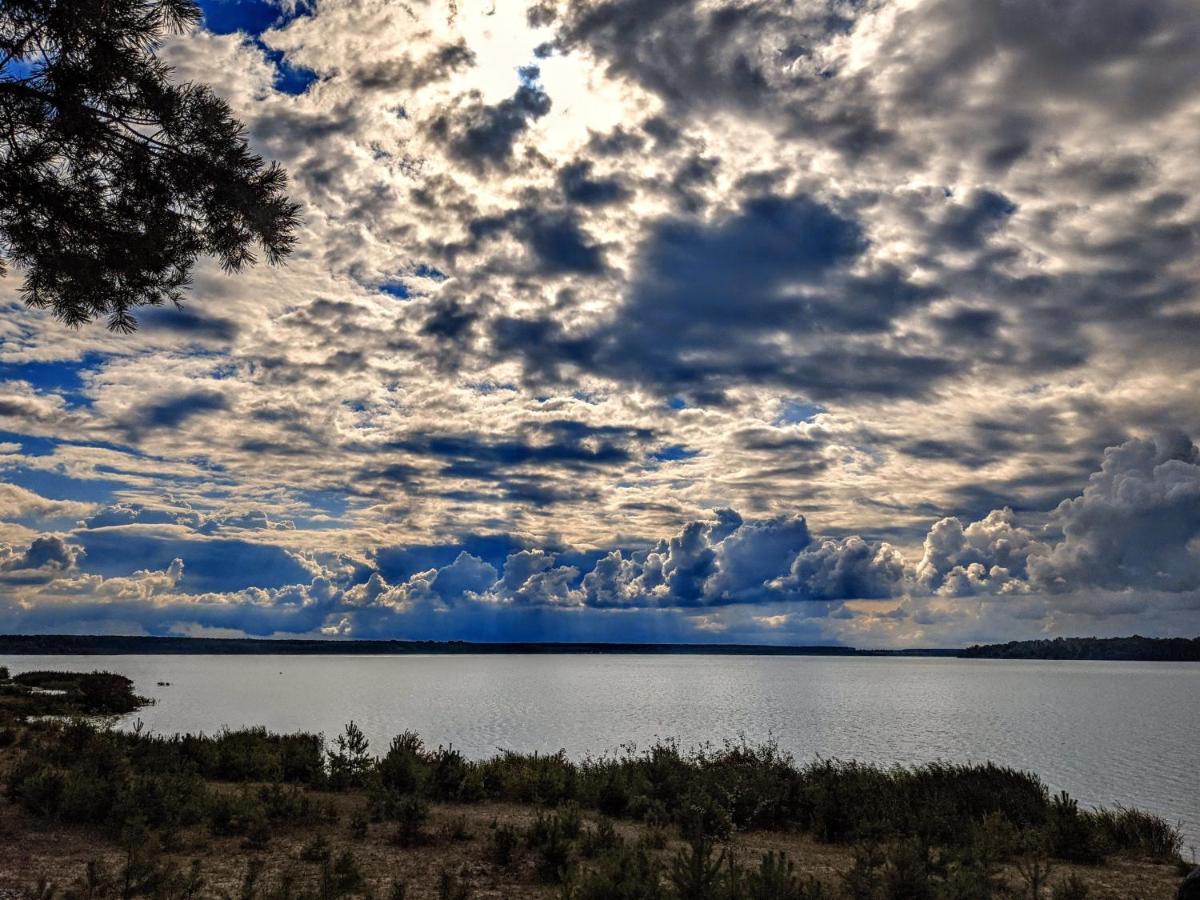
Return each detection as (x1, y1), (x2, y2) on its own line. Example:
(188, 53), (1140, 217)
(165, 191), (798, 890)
(0, 0), (300, 332)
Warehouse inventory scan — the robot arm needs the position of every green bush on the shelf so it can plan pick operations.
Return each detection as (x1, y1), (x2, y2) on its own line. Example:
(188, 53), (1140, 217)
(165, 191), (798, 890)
(527, 810), (577, 883)
(319, 851), (366, 900)
(378, 731), (427, 795)
(328, 722), (373, 791)
(490, 822), (521, 868)
(579, 817), (623, 858)
(668, 831), (726, 900)
(429, 744), (481, 802)
(480, 749), (576, 804)
(299, 833), (333, 863)
(1089, 805), (1183, 861)
(570, 845), (666, 900)
(391, 794), (430, 847)
(1046, 792), (1108, 864)
(743, 851), (833, 900)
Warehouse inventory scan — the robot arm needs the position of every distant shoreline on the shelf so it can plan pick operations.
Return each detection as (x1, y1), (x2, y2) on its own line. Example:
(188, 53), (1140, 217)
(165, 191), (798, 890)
(0, 633), (959, 657)
(0, 633), (1197, 659)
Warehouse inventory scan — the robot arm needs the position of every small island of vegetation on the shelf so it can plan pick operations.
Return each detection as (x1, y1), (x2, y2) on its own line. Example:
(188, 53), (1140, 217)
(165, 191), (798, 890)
(0, 667), (1194, 900)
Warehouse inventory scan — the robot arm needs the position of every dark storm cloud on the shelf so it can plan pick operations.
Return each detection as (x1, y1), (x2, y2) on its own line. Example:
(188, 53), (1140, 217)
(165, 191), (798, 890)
(558, 160), (628, 206)
(558, 0), (834, 112)
(139, 307), (240, 343)
(934, 190), (1017, 250)
(392, 419), (651, 474)
(0, 535), (81, 572)
(465, 206), (606, 275)
(74, 528), (314, 594)
(490, 193), (952, 402)
(884, 0), (1200, 124)
(556, 0), (894, 157)
(120, 390), (228, 440)
(431, 69), (552, 171)
(351, 40), (476, 91)
(420, 296), (482, 340)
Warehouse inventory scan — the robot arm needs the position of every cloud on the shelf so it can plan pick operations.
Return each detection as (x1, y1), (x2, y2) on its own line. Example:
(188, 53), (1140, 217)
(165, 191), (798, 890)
(915, 508), (1045, 596)
(431, 68), (552, 171)
(0, 484), (94, 525)
(490, 193), (954, 403)
(1029, 432), (1200, 593)
(120, 389), (229, 439)
(2, 0), (1200, 646)
(1, 535), (83, 573)
(773, 536), (906, 602)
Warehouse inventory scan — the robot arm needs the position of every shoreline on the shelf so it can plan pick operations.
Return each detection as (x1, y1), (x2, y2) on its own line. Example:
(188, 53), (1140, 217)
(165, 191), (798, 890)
(3, 633), (1199, 661)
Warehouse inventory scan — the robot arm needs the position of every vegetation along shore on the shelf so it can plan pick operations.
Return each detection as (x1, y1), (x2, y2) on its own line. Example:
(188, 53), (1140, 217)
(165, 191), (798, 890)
(0, 667), (1194, 899)
(2, 634), (1197, 660)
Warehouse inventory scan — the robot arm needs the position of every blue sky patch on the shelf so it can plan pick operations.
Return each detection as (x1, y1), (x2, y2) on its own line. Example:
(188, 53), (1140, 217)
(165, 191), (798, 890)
(199, 0), (297, 36)
(650, 444), (701, 462)
(259, 45), (320, 95)
(379, 281), (410, 299)
(5, 466), (124, 505)
(775, 399), (827, 425)
(0, 355), (104, 408)
(413, 264), (449, 282)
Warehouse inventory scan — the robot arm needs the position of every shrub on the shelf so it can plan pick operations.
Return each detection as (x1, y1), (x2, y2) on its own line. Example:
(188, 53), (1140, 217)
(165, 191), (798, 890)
(299, 834), (332, 863)
(429, 745), (479, 802)
(1046, 793), (1107, 864)
(743, 851), (832, 900)
(378, 732), (426, 795)
(579, 817), (623, 858)
(841, 844), (887, 900)
(390, 794), (429, 847)
(1090, 806), (1182, 861)
(349, 810), (369, 840)
(241, 807), (271, 850)
(1015, 845), (1055, 900)
(640, 825), (669, 851)
(490, 822), (521, 868)
(11, 764), (66, 819)
(527, 811), (576, 883)
(570, 845), (666, 900)
(319, 851), (366, 900)
(113, 773), (208, 832)
(669, 832), (726, 900)
(879, 837), (939, 900)
(480, 749), (576, 804)
(327, 722), (373, 791)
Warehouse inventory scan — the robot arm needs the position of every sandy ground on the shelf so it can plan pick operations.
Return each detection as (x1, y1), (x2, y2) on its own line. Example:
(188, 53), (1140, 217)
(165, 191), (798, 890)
(0, 786), (1188, 899)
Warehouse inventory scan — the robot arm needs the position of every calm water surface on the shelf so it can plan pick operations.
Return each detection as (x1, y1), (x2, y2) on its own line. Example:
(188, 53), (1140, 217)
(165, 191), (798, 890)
(4, 654), (1197, 846)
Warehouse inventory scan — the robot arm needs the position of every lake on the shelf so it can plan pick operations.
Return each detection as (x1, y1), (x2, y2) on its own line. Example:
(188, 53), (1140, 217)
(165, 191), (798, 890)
(3, 653), (1197, 846)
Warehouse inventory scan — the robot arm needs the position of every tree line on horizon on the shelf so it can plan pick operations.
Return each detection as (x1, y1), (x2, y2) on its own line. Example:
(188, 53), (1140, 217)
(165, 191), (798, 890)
(960, 635), (1200, 662)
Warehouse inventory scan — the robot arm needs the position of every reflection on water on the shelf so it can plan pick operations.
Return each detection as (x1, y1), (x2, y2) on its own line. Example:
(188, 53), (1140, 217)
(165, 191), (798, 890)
(3, 653), (1197, 845)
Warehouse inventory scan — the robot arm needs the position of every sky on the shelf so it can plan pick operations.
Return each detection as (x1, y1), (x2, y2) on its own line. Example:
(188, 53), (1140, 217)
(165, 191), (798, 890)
(1, 0), (1200, 647)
